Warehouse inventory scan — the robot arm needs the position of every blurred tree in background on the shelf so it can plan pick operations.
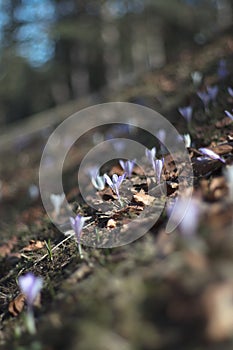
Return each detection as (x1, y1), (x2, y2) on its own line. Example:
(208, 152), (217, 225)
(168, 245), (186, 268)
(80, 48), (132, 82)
(0, 0), (232, 125)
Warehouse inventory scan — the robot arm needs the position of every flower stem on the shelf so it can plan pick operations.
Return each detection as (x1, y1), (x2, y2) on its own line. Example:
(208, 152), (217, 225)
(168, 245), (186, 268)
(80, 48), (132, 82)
(78, 242), (83, 259)
(95, 227), (100, 244)
(118, 197), (123, 207)
(25, 309), (36, 334)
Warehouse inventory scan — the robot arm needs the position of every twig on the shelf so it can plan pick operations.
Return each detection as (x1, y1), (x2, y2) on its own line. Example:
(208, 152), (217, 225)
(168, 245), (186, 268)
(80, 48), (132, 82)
(34, 221), (94, 265)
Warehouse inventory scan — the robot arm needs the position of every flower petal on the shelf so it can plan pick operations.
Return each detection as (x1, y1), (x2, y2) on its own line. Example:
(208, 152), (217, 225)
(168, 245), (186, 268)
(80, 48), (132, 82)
(104, 174), (113, 188)
(199, 148), (225, 163)
(225, 110), (233, 121)
(19, 273), (43, 305)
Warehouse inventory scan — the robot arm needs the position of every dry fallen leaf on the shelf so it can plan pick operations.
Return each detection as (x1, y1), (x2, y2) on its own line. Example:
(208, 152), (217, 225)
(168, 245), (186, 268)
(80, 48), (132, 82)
(192, 158), (222, 177)
(211, 144), (233, 155)
(133, 189), (155, 206)
(99, 187), (116, 200)
(0, 236), (18, 258)
(109, 164), (124, 176)
(132, 165), (145, 176)
(8, 293), (25, 317)
(107, 219), (117, 229)
(22, 240), (45, 252)
(215, 117), (233, 128)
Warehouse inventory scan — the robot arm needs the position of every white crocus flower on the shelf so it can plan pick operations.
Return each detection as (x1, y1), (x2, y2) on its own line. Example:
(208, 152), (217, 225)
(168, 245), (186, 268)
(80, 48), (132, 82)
(183, 134), (191, 148)
(50, 193), (65, 217)
(91, 174), (105, 191)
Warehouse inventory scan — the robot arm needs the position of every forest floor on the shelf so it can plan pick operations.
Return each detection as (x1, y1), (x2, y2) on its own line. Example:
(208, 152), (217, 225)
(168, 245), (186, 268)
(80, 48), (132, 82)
(0, 30), (233, 350)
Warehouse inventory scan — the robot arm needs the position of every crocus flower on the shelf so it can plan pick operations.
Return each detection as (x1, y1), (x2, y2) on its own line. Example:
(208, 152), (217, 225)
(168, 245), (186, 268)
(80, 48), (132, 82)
(183, 134), (191, 148)
(178, 106), (193, 123)
(191, 71), (203, 86)
(199, 148), (225, 163)
(145, 147), (156, 168)
(70, 214), (85, 244)
(18, 273), (43, 334)
(28, 184), (39, 200)
(167, 198), (200, 236)
(224, 165), (233, 201)
(104, 173), (126, 205)
(50, 193), (65, 217)
(206, 85), (219, 101)
(91, 174), (105, 190)
(119, 159), (135, 178)
(227, 87), (233, 98)
(106, 124), (130, 140)
(218, 59), (228, 79)
(156, 130), (167, 154)
(154, 158), (164, 184)
(156, 129), (166, 144)
(19, 273), (43, 306)
(197, 91), (211, 108)
(70, 214), (85, 258)
(225, 110), (233, 121)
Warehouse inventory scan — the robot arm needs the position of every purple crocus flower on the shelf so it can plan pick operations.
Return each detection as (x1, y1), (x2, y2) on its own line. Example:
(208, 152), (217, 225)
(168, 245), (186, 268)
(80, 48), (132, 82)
(50, 193), (65, 217)
(197, 91), (211, 107)
(91, 174), (105, 190)
(199, 148), (226, 163)
(206, 85), (218, 101)
(70, 215), (85, 244)
(154, 158), (164, 184)
(19, 273), (43, 307)
(18, 272), (43, 334)
(119, 159), (135, 178)
(156, 129), (166, 144)
(70, 214), (85, 258)
(104, 173), (126, 203)
(218, 59), (228, 79)
(145, 147), (156, 168)
(178, 106), (193, 123)
(28, 184), (39, 200)
(227, 87), (233, 98)
(225, 110), (233, 121)
(156, 130), (167, 153)
(106, 124), (131, 140)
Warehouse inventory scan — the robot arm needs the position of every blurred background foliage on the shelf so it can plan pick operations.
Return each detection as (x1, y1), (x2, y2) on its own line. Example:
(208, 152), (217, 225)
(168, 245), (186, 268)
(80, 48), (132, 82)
(0, 0), (232, 125)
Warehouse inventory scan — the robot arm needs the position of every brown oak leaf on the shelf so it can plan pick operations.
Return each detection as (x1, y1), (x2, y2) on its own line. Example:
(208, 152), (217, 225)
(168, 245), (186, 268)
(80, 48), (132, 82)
(133, 189), (155, 206)
(22, 240), (45, 252)
(8, 293), (25, 317)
